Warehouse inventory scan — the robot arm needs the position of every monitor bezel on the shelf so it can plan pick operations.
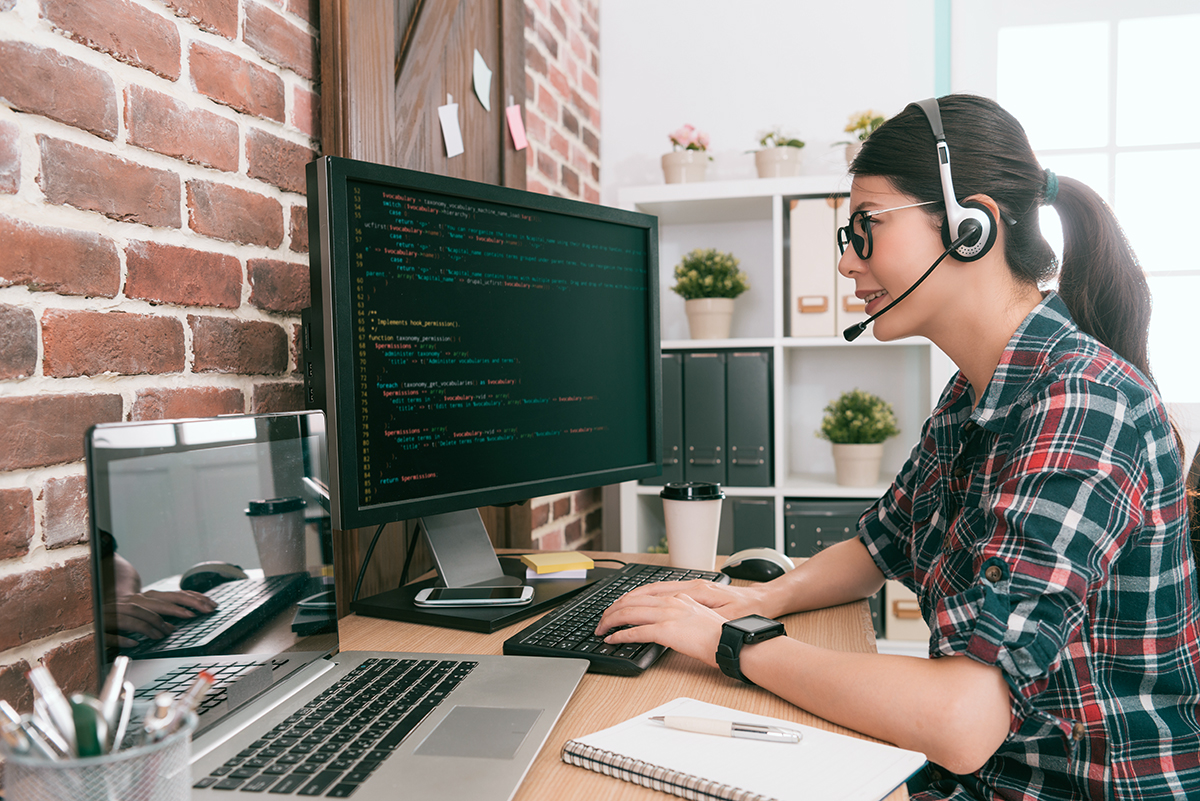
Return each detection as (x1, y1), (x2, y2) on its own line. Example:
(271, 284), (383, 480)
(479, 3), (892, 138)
(306, 156), (662, 531)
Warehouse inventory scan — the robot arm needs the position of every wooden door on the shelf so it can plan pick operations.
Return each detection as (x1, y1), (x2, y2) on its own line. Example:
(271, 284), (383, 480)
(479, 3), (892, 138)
(320, 0), (530, 613)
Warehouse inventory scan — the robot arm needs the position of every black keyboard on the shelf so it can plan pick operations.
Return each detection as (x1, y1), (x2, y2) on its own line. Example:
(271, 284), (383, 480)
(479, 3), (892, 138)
(503, 562), (730, 675)
(126, 573), (308, 659)
(193, 657), (475, 797)
(133, 658), (291, 717)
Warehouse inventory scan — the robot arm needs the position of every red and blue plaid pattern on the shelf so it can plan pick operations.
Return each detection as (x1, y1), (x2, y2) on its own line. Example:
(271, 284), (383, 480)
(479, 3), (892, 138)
(860, 292), (1200, 799)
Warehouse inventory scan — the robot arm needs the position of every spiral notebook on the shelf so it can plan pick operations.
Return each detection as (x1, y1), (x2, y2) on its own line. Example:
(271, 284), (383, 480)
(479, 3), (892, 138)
(561, 697), (927, 801)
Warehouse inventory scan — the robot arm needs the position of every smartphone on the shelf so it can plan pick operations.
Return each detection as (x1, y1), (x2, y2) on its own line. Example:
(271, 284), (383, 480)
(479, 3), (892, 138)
(413, 585), (534, 607)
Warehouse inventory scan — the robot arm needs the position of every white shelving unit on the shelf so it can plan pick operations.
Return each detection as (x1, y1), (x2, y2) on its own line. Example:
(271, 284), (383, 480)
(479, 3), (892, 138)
(613, 175), (955, 555)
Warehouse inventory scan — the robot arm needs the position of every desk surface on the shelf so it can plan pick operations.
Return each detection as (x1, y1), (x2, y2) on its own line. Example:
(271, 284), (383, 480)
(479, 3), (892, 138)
(339, 552), (908, 801)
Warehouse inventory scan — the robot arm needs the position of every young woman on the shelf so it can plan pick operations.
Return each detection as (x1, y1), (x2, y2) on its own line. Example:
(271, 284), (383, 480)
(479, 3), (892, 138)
(597, 95), (1200, 799)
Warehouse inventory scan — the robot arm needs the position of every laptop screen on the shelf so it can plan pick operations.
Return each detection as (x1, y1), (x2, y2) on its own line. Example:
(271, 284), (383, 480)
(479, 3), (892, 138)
(86, 411), (335, 702)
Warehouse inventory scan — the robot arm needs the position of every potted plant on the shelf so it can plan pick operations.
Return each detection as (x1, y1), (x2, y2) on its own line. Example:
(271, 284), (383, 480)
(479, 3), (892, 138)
(671, 248), (750, 339)
(754, 128), (805, 178)
(817, 388), (899, 486)
(837, 110), (886, 165)
(662, 124), (711, 183)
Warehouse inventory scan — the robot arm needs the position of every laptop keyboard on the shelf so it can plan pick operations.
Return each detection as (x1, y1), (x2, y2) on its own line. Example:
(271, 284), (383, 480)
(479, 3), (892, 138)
(127, 573), (308, 659)
(502, 562), (730, 675)
(193, 657), (476, 797)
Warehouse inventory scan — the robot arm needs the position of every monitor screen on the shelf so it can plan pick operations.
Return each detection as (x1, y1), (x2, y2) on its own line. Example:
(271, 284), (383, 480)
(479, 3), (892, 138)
(304, 156), (661, 532)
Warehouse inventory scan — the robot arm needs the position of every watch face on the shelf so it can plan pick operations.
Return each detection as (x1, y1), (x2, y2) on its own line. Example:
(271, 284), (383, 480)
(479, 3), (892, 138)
(733, 615), (781, 637)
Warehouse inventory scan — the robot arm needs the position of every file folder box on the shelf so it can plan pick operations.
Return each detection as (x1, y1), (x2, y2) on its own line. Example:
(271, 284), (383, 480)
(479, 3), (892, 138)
(885, 580), (932, 642)
(725, 351), (773, 488)
(683, 352), (726, 485)
(731, 497), (776, 551)
(642, 353), (683, 486)
(787, 197), (838, 338)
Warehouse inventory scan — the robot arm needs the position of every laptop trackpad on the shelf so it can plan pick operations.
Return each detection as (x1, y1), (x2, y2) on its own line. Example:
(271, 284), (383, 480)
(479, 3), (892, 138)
(414, 706), (543, 760)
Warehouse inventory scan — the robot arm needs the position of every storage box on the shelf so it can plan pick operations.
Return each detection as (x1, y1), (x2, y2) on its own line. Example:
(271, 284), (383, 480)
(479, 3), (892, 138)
(884, 580), (931, 643)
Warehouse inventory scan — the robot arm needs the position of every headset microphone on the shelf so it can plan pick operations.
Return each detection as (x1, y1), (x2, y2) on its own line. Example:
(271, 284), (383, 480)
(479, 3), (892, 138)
(842, 222), (981, 342)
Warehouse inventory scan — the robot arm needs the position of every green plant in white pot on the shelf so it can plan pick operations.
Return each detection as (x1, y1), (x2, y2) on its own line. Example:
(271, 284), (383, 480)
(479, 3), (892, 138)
(671, 248), (750, 340)
(817, 388), (900, 487)
(754, 128), (805, 178)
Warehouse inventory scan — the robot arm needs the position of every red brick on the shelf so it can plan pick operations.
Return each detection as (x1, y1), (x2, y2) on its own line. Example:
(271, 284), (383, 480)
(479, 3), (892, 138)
(581, 126), (599, 157)
(289, 205), (309, 253)
(0, 394), (122, 470)
(0, 557), (93, 651)
(125, 84), (238, 172)
(42, 473), (88, 550)
(527, 177), (550, 196)
(0, 394), (123, 470)
(548, 63), (570, 100)
(552, 496), (570, 519)
(535, 81), (558, 120)
(525, 40), (547, 77)
(524, 108), (547, 145)
(291, 322), (302, 375)
(246, 128), (314, 194)
(187, 179), (284, 247)
(585, 506), (602, 533)
(535, 526), (564, 552)
(0, 118), (18, 193)
(132, 386), (244, 420)
(571, 89), (599, 128)
(292, 85), (318, 139)
(248, 258), (309, 312)
(42, 0), (181, 81)
(579, 69), (598, 102)
(163, 0), (237, 38)
(535, 21), (559, 58)
(42, 635), (98, 699)
(37, 136), (181, 228)
(42, 309), (185, 378)
(561, 106), (578, 136)
(0, 213), (122, 298)
(190, 315), (288, 374)
(573, 486), (601, 509)
(536, 147), (555, 181)
(288, 0), (316, 25)
(190, 40), (285, 122)
(583, 184), (599, 204)
(531, 500), (550, 528)
(0, 303), (37, 379)
(561, 164), (579, 196)
(564, 517), (581, 543)
(0, 41), (118, 140)
(0, 660), (35, 714)
(580, 10), (598, 47)
(244, 1), (317, 80)
(0, 487), (34, 560)
(125, 240), (242, 308)
(252, 381), (303, 413)
(550, 128), (569, 159)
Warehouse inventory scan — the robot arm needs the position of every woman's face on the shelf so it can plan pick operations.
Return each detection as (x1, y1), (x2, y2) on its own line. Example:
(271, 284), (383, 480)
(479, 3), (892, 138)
(838, 175), (950, 341)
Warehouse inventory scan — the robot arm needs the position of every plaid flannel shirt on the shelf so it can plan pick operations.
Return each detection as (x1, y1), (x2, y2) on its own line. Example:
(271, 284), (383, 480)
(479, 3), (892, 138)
(859, 292), (1200, 800)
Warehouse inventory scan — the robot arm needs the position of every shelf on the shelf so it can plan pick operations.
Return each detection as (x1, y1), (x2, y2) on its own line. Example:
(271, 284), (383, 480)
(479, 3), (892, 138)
(662, 338), (776, 350)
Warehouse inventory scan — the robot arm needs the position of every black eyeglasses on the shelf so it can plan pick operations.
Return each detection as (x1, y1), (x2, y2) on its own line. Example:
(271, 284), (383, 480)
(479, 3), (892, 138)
(836, 201), (938, 260)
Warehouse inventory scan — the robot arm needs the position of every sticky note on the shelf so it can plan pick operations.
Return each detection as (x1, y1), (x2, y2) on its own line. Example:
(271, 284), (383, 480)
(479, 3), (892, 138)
(473, 49), (493, 111)
(438, 102), (464, 158)
(506, 104), (528, 151)
(520, 551), (595, 574)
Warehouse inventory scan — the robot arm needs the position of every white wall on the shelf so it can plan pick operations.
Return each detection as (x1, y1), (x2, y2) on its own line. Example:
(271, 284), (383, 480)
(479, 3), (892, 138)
(599, 0), (938, 202)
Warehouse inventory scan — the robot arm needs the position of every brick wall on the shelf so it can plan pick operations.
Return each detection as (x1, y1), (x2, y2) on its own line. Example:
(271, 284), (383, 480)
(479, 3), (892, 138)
(0, 0), (318, 704)
(0, 0), (601, 707)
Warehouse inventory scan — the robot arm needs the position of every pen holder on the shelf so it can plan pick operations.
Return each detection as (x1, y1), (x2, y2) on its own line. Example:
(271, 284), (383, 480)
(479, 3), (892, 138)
(1, 713), (196, 801)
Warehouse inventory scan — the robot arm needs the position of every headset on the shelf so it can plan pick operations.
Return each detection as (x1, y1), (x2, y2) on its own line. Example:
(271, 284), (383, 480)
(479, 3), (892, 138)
(914, 97), (996, 262)
(842, 96), (997, 341)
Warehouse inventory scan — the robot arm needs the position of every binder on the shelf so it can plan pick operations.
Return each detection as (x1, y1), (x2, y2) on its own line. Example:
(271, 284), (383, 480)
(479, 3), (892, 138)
(731, 497), (775, 551)
(682, 352), (726, 485)
(643, 353), (683, 486)
(725, 350), (772, 487)
(787, 197), (838, 337)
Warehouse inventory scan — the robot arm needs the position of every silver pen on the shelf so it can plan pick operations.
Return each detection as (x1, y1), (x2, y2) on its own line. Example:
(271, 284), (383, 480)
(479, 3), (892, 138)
(650, 715), (803, 744)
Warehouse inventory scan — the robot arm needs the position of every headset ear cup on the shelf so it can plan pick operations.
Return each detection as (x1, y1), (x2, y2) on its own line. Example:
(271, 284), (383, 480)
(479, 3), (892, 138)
(941, 200), (997, 262)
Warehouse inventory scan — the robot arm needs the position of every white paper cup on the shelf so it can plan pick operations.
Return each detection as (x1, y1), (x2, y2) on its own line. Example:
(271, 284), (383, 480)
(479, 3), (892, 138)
(660, 482), (725, 571)
(245, 496), (307, 576)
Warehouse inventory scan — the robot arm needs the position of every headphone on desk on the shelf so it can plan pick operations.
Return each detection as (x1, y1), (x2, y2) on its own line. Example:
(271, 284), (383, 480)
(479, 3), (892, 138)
(914, 97), (996, 262)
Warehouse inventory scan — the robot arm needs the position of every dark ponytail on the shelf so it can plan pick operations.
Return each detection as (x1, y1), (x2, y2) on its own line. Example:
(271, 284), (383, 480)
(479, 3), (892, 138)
(851, 94), (1154, 382)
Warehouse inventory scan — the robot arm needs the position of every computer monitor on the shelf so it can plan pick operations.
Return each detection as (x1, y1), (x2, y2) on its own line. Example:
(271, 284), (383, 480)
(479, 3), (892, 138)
(303, 156), (661, 625)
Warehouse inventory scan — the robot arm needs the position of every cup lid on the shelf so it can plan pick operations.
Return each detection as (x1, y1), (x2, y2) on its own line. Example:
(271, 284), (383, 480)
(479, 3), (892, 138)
(245, 496), (306, 516)
(660, 482), (725, 501)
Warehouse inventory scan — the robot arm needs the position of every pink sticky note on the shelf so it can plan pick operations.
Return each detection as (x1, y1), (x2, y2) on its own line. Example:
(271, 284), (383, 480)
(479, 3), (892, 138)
(506, 104), (528, 151)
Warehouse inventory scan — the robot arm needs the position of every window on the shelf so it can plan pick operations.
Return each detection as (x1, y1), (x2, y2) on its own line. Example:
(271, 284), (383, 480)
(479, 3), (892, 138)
(953, 3), (1200, 406)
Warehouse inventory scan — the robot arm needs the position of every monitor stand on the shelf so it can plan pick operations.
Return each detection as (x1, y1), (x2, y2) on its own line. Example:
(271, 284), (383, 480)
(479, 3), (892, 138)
(348, 508), (615, 633)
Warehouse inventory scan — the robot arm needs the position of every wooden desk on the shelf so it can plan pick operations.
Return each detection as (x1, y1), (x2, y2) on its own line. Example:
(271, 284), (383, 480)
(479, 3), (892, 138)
(340, 552), (908, 800)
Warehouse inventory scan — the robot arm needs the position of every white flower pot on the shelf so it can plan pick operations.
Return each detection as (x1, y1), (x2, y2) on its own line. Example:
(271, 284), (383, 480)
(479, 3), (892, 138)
(831, 442), (884, 487)
(754, 146), (803, 178)
(684, 297), (735, 339)
(662, 150), (707, 184)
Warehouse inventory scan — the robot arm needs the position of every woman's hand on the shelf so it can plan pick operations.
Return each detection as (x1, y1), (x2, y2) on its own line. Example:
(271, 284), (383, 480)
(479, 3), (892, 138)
(595, 587), (729, 666)
(104, 590), (217, 647)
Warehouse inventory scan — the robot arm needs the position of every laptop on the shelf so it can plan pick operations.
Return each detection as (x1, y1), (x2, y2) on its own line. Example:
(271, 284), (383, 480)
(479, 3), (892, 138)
(86, 411), (587, 800)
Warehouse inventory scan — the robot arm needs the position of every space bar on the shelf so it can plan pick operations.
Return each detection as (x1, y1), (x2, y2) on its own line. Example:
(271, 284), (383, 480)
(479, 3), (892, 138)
(376, 701), (440, 750)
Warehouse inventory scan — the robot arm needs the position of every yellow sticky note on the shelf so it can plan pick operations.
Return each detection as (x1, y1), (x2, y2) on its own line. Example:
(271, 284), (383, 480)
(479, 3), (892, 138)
(520, 551), (594, 574)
